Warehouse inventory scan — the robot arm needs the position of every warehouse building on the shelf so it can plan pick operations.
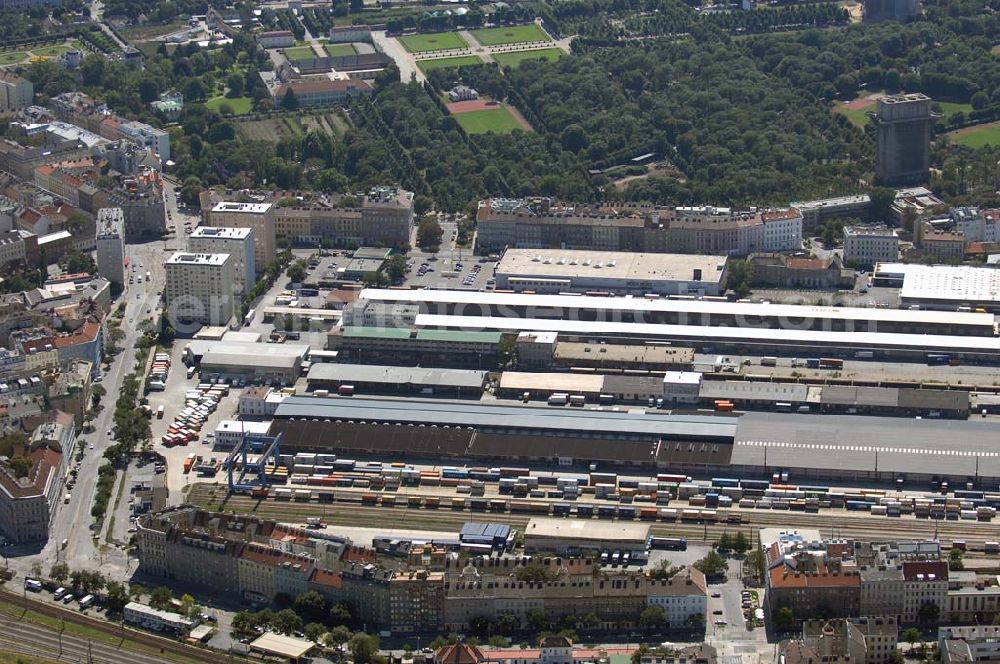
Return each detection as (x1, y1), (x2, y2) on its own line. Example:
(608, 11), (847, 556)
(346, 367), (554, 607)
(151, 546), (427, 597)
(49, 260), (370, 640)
(523, 518), (651, 555)
(357, 289), (997, 337)
(495, 249), (728, 296)
(183, 340), (310, 384)
(270, 396), (735, 467)
(553, 342), (694, 371)
(326, 326), (502, 369)
(305, 363), (487, 397)
(874, 263), (1000, 311)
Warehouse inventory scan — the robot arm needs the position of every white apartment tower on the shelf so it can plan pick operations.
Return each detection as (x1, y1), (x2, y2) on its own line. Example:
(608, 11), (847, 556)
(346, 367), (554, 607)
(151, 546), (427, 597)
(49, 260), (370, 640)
(844, 226), (900, 267)
(95, 207), (126, 285)
(164, 252), (237, 327)
(188, 226), (256, 294)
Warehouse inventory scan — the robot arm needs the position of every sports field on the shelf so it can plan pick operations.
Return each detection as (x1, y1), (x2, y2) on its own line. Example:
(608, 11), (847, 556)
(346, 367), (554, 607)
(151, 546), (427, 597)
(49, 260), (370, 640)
(833, 98), (875, 128)
(455, 106), (525, 134)
(284, 45), (316, 59)
(947, 121), (1000, 148)
(324, 43), (356, 57)
(418, 55), (484, 73)
(471, 24), (550, 45)
(206, 95), (253, 115)
(398, 32), (468, 53)
(492, 48), (563, 68)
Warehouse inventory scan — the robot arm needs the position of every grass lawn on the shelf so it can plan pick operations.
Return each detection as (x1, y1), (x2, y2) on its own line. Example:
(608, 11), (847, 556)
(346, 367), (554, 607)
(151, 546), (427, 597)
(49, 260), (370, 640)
(206, 95), (254, 115)
(0, 652), (62, 664)
(936, 101), (973, 120)
(949, 122), (1000, 148)
(455, 106), (523, 134)
(323, 42), (356, 57)
(418, 55), (484, 73)
(30, 44), (71, 57)
(0, 51), (28, 65)
(492, 47), (563, 68)
(472, 23), (549, 45)
(283, 45), (317, 60)
(833, 103), (873, 128)
(398, 31), (467, 53)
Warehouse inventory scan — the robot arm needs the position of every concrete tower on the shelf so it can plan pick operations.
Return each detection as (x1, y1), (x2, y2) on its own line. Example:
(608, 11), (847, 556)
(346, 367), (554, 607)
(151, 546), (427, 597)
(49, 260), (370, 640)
(864, 0), (918, 22)
(874, 93), (938, 186)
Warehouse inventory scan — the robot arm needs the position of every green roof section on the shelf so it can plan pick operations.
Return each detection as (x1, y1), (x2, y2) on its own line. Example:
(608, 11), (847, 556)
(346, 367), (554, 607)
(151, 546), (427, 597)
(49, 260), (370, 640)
(415, 329), (503, 344)
(338, 326), (501, 344)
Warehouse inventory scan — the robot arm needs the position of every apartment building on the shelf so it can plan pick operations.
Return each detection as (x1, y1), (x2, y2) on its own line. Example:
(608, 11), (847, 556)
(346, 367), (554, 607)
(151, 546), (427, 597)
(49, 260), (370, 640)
(50, 92), (169, 165)
(256, 30), (295, 48)
(767, 558), (861, 622)
(860, 564), (905, 620)
(271, 78), (370, 108)
(0, 411), (72, 544)
(95, 208), (125, 285)
(789, 618), (899, 664)
(188, 226), (256, 293)
(843, 226), (900, 266)
(475, 198), (801, 256)
(939, 626), (1000, 664)
(947, 585), (1000, 624)
(645, 567), (709, 628)
(902, 561), (949, 625)
(205, 202), (275, 267)
(920, 229), (966, 263)
(390, 570), (446, 633)
(237, 386), (285, 417)
(0, 71), (33, 113)
(164, 253), (237, 327)
(239, 543), (315, 604)
(0, 229), (37, 273)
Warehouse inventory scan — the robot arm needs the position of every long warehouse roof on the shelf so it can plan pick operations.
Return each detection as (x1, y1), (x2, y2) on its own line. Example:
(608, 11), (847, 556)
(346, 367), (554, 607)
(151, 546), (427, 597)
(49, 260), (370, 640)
(273, 396), (737, 439)
(359, 288), (995, 326)
(733, 413), (1000, 477)
(413, 314), (1000, 353)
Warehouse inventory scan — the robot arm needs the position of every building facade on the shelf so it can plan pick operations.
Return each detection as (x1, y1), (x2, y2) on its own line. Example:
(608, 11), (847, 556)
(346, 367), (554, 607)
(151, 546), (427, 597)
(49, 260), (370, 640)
(205, 202), (275, 268)
(95, 207), (126, 286)
(0, 71), (33, 112)
(844, 226), (900, 266)
(164, 252), (237, 327)
(188, 226), (257, 293)
(875, 94), (936, 185)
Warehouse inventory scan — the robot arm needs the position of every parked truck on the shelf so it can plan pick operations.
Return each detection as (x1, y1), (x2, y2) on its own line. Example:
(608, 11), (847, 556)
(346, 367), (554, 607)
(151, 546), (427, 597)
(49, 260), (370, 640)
(548, 393), (568, 406)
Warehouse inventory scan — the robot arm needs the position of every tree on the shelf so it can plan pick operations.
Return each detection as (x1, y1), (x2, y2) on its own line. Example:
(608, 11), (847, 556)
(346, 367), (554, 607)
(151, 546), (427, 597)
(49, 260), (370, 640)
(639, 605), (666, 629)
(362, 271), (389, 287)
(514, 562), (555, 583)
(8, 456), (31, 478)
(902, 627), (921, 651)
(232, 611), (257, 641)
(744, 548), (766, 581)
(49, 562), (69, 583)
(949, 547), (965, 571)
(348, 632), (380, 664)
(294, 590), (329, 624)
(971, 91), (990, 110)
(30, 561), (42, 578)
(870, 186), (896, 221)
(496, 612), (519, 634)
(416, 219), (443, 250)
(726, 260), (753, 297)
(287, 261), (306, 283)
(385, 254), (406, 283)
(274, 608), (303, 634)
(91, 383), (107, 407)
(717, 532), (733, 553)
(650, 559), (681, 580)
(329, 603), (352, 627)
(887, 648), (905, 664)
(304, 622), (326, 642)
(149, 586), (173, 611)
(917, 601), (940, 626)
(693, 550), (728, 578)
(774, 606), (795, 630)
(732, 531), (750, 555)
(60, 251), (97, 275)
(282, 87), (299, 111)
(526, 607), (547, 631)
(326, 624), (352, 649)
(104, 581), (129, 614)
(226, 72), (245, 98)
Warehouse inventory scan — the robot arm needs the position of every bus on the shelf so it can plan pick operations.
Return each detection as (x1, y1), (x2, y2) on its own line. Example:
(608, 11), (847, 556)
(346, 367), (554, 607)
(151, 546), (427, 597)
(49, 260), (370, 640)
(244, 308), (256, 326)
(157, 405), (165, 419)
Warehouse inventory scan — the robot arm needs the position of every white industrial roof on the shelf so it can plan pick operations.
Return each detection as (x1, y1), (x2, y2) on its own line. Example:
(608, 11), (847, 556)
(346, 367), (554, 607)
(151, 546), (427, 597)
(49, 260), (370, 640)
(250, 632), (315, 659)
(215, 420), (272, 435)
(187, 340), (310, 364)
(879, 263), (1000, 304)
(359, 288), (993, 326)
(663, 371), (702, 385)
(496, 249), (727, 283)
(498, 372), (604, 393)
(413, 314), (1000, 354)
(525, 517), (651, 542)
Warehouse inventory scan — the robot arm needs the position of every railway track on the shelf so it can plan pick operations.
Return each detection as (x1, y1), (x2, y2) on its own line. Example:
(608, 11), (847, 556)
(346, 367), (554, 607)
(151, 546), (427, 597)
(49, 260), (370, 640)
(191, 484), (1000, 548)
(0, 590), (229, 664)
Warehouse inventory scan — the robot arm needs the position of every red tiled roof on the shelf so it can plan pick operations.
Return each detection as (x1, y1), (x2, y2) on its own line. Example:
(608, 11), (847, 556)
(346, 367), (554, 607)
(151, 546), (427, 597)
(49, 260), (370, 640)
(769, 565), (860, 589)
(436, 643), (485, 664)
(342, 545), (375, 564)
(53, 321), (99, 349)
(902, 561), (949, 582)
(310, 568), (342, 589)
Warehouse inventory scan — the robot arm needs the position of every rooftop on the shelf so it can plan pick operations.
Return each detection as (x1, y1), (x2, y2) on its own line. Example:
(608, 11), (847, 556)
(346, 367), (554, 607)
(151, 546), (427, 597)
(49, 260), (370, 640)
(211, 201), (272, 214)
(166, 252), (230, 267)
(496, 249), (728, 283)
(878, 263), (1000, 304)
(525, 517), (651, 542)
(190, 226), (254, 240)
(306, 363), (487, 389)
(249, 632), (315, 659)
